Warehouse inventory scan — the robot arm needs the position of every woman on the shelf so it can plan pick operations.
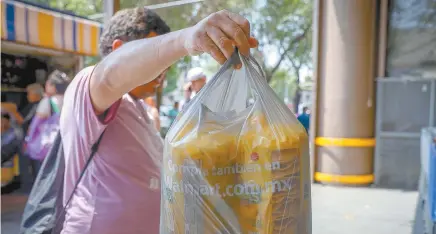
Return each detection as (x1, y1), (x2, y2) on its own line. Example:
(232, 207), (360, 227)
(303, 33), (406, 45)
(36, 70), (70, 118)
(25, 70), (70, 163)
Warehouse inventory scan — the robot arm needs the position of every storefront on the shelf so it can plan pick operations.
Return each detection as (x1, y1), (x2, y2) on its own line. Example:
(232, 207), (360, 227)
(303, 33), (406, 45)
(1, 0), (103, 186)
(1, 0), (102, 105)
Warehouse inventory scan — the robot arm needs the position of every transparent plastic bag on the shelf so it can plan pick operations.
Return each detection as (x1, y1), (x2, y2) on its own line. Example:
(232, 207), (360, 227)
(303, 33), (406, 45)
(160, 50), (311, 234)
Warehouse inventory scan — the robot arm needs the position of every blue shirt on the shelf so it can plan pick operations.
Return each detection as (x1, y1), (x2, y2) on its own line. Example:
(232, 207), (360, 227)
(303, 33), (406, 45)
(297, 113), (310, 132)
(168, 108), (179, 125)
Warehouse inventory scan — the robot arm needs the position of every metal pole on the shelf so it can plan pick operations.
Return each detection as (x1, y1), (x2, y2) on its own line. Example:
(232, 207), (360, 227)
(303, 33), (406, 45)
(310, 0), (322, 183)
(314, 0), (377, 186)
(104, 0), (120, 25)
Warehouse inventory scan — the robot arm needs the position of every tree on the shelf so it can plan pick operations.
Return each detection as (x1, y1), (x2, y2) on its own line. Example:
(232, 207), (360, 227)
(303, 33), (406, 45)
(246, 0), (312, 82)
(26, 0), (313, 108)
(285, 30), (312, 113)
(269, 69), (297, 102)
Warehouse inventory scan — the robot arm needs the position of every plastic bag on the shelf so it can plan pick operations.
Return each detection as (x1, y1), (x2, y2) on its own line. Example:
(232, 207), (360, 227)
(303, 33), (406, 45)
(26, 99), (61, 161)
(160, 50), (311, 234)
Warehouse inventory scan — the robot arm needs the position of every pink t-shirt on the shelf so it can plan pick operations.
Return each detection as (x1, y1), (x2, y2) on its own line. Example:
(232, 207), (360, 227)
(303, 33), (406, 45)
(59, 66), (163, 234)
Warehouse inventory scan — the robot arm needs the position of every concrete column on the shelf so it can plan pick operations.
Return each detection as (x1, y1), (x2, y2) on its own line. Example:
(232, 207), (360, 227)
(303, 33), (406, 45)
(312, 0), (377, 185)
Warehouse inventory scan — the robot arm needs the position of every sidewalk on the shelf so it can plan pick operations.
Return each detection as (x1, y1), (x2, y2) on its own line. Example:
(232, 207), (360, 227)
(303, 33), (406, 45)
(1, 194), (27, 233)
(1, 184), (418, 234)
(312, 184), (418, 234)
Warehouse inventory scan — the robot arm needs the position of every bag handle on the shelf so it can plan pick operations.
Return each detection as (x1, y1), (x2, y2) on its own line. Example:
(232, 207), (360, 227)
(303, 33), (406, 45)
(53, 129), (106, 230)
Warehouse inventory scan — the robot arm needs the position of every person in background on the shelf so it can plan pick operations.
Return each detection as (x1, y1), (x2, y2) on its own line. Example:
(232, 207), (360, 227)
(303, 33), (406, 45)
(1, 113), (23, 164)
(297, 106), (310, 133)
(59, 6), (257, 234)
(180, 67), (207, 110)
(35, 70), (70, 118)
(1, 83), (44, 133)
(1, 112), (24, 193)
(168, 101), (179, 125)
(1, 83), (44, 193)
(143, 97), (161, 132)
(25, 71), (70, 173)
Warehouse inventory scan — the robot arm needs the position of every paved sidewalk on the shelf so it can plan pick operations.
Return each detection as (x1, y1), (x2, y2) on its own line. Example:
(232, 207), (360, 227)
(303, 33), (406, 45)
(312, 184), (418, 234)
(1, 194), (27, 234)
(1, 184), (418, 234)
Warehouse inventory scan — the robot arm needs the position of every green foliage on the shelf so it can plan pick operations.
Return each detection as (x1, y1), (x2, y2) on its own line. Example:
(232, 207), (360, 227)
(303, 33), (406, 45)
(269, 69), (296, 101)
(27, 0), (312, 100)
(26, 0), (103, 16)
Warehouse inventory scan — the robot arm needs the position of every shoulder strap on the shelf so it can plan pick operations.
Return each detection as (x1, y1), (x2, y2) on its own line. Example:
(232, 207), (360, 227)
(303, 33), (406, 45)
(54, 129), (106, 228)
(49, 98), (60, 114)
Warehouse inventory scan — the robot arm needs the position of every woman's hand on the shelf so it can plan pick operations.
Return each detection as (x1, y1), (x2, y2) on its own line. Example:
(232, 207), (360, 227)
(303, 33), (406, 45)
(183, 10), (258, 65)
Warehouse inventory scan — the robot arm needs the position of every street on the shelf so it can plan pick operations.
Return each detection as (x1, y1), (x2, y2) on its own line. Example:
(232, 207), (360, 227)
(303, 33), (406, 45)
(1, 184), (418, 234)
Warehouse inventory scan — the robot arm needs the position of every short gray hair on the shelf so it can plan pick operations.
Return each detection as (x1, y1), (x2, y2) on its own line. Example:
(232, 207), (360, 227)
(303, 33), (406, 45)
(26, 83), (44, 96)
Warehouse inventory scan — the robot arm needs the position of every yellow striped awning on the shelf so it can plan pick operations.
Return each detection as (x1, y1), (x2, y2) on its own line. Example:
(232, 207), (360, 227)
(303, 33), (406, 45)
(1, 0), (103, 56)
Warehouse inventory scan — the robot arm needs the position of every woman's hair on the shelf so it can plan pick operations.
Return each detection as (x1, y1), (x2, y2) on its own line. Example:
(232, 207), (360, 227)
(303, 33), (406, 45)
(47, 70), (71, 94)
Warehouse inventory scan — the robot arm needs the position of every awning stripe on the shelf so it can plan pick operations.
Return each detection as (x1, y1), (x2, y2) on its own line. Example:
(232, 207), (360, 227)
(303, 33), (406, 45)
(1, 5), (6, 39)
(14, 2), (25, 43)
(38, 11), (55, 49)
(72, 19), (77, 52)
(24, 7), (29, 43)
(6, 2), (15, 41)
(27, 5), (39, 46)
(1, 0), (103, 56)
(64, 16), (74, 52)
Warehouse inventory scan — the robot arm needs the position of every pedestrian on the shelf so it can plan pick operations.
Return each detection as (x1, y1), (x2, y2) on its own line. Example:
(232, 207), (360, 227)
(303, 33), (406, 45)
(1, 113), (23, 164)
(168, 101), (179, 125)
(1, 83), (44, 134)
(36, 70), (70, 118)
(180, 67), (207, 110)
(25, 71), (70, 168)
(297, 106), (311, 133)
(59, 7), (257, 234)
(1, 112), (24, 193)
(1, 83), (44, 193)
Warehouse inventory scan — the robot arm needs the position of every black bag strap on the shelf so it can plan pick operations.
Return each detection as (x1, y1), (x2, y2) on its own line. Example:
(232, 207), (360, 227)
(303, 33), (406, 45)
(53, 129), (106, 229)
